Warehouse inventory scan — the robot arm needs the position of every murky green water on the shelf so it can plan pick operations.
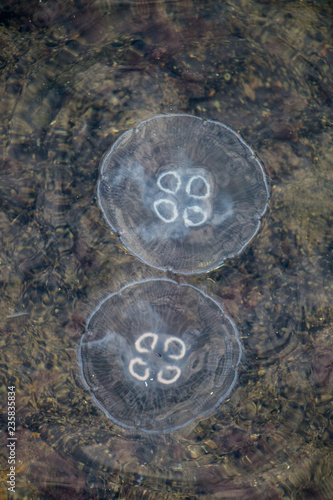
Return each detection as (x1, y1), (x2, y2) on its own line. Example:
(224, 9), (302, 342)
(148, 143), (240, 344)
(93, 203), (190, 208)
(0, 0), (332, 498)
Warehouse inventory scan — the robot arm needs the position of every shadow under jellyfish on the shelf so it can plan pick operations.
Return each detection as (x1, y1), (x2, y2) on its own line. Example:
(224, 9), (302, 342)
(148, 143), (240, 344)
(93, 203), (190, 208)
(79, 278), (241, 433)
(98, 114), (269, 274)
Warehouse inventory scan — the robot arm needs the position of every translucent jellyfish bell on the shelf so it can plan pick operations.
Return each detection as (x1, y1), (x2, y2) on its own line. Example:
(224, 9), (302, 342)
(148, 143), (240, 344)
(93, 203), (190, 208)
(98, 114), (269, 274)
(78, 279), (241, 433)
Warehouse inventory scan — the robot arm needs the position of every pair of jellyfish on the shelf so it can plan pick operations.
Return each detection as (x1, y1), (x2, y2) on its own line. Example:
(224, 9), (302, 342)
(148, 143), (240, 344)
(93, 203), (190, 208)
(79, 115), (269, 433)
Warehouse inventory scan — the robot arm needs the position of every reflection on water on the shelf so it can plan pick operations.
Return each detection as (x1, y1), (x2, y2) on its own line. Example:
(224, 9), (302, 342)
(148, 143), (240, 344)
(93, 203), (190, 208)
(0, 0), (332, 498)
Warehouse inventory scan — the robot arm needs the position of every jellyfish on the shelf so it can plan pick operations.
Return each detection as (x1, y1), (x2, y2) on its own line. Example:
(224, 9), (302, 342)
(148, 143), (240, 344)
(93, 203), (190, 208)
(98, 114), (269, 274)
(78, 278), (241, 433)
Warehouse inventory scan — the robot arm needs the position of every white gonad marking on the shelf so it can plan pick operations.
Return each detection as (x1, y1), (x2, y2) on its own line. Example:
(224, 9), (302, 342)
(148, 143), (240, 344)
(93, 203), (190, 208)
(183, 205), (208, 227)
(164, 336), (186, 360)
(186, 175), (211, 199)
(157, 365), (181, 385)
(135, 332), (158, 353)
(153, 199), (178, 223)
(157, 171), (181, 194)
(129, 357), (150, 381)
